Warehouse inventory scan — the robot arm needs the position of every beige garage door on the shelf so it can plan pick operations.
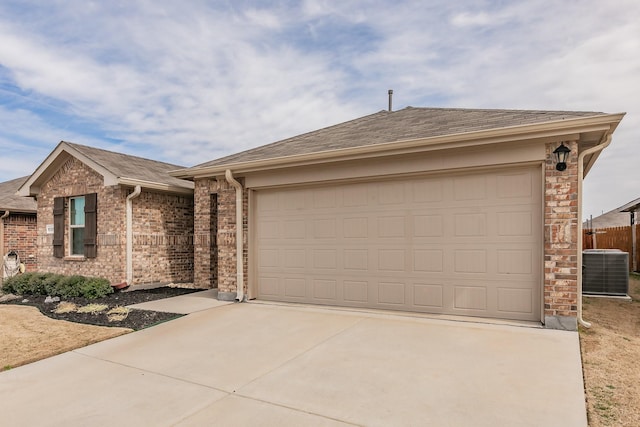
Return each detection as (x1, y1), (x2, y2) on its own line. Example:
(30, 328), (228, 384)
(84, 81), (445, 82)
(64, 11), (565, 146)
(254, 166), (542, 321)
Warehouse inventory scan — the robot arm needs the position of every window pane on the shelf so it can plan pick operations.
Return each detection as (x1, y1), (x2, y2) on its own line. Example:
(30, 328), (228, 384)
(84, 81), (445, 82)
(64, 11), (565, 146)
(72, 228), (84, 255)
(70, 197), (85, 226)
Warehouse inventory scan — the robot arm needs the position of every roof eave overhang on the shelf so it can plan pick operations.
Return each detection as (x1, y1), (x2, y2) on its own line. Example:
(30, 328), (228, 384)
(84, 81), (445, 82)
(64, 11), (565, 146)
(17, 141), (195, 196)
(171, 113), (625, 179)
(117, 178), (194, 195)
(0, 209), (37, 215)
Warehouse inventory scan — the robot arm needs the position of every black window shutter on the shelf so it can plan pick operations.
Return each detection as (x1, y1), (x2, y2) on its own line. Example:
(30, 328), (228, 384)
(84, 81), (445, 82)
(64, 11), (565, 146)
(53, 197), (64, 258)
(84, 193), (97, 258)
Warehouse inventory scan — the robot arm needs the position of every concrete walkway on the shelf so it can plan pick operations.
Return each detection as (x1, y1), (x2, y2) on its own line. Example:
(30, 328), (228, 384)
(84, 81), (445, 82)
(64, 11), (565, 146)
(0, 299), (587, 426)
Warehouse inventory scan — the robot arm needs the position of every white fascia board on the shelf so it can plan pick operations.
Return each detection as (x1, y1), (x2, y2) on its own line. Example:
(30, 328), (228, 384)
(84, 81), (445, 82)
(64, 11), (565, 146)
(117, 178), (194, 194)
(17, 142), (119, 196)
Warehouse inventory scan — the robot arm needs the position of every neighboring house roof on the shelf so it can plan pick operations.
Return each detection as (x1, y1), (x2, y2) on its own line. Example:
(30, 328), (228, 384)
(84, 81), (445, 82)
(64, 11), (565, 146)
(19, 141), (194, 196)
(0, 176), (37, 213)
(584, 208), (631, 229)
(172, 106), (625, 179)
(583, 197), (640, 229)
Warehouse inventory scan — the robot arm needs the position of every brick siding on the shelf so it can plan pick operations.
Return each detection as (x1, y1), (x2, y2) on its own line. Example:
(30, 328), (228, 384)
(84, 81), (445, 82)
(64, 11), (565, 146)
(37, 157), (194, 285)
(193, 176), (248, 296)
(544, 140), (579, 329)
(2, 213), (37, 271)
(131, 191), (194, 284)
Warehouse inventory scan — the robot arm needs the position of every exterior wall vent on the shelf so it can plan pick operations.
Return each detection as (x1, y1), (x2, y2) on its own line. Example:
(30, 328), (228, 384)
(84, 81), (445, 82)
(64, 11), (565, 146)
(583, 249), (629, 296)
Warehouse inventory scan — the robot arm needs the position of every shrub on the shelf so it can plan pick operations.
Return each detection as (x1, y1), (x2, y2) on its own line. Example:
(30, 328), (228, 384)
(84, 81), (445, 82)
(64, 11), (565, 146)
(1, 272), (34, 295)
(43, 273), (65, 296)
(1, 272), (113, 299)
(26, 273), (50, 295)
(79, 277), (113, 299)
(55, 275), (85, 298)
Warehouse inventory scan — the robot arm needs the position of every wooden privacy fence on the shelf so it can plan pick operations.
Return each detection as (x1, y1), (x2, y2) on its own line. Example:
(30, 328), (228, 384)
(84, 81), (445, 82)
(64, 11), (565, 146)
(583, 225), (640, 272)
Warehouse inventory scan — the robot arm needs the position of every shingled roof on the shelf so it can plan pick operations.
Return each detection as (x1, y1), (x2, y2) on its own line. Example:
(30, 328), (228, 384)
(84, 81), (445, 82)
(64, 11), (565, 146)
(19, 141), (194, 196)
(191, 106), (608, 170)
(0, 176), (36, 213)
(64, 142), (193, 190)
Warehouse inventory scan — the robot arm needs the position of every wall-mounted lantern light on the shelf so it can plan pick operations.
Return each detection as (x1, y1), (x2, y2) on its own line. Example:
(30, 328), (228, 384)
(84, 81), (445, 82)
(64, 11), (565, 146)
(553, 142), (571, 171)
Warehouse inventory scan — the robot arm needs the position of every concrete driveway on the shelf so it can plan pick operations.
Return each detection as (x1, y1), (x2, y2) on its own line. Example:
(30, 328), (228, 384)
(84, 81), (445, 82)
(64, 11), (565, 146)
(0, 300), (587, 426)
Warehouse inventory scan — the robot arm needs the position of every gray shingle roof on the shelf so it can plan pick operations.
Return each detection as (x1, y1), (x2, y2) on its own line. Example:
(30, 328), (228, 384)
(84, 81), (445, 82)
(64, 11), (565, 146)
(63, 142), (193, 190)
(0, 176), (36, 213)
(193, 106), (606, 169)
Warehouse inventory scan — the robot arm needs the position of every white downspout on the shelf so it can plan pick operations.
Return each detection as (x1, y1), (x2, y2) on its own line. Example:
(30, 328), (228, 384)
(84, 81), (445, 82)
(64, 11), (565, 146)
(1, 210), (9, 256)
(225, 169), (245, 302)
(126, 186), (142, 285)
(577, 134), (613, 328)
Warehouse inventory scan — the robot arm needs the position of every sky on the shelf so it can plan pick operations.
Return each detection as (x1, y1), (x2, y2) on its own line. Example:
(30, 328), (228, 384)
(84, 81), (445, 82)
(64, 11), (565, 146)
(0, 0), (638, 220)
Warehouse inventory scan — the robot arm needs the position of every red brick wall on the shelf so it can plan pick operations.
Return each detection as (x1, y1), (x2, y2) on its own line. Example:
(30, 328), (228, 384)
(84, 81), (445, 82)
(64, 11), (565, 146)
(194, 178), (217, 288)
(37, 157), (194, 285)
(131, 191), (194, 284)
(544, 140), (579, 329)
(193, 176), (248, 296)
(2, 213), (37, 271)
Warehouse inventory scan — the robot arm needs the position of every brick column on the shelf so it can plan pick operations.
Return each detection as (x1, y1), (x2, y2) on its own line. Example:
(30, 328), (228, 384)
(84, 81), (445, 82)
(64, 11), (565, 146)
(194, 178), (216, 289)
(544, 140), (579, 330)
(215, 176), (249, 301)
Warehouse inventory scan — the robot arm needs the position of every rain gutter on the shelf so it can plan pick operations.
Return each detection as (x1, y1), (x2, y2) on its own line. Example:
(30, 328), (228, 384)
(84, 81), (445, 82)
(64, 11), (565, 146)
(225, 170), (245, 302)
(577, 134), (613, 328)
(126, 186), (142, 285)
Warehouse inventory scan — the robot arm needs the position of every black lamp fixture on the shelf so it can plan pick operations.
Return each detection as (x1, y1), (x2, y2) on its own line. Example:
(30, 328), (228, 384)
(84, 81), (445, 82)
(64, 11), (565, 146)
(553, 142), (571, 171)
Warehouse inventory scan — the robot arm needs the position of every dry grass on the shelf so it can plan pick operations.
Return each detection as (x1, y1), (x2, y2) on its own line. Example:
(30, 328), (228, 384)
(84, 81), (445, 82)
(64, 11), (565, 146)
(53, 301), (78, 314)
(107, 306), (130, 322)
(76, 303), (109, 314)
(580, 274), (640, 426)
(0, 305), (130, 371)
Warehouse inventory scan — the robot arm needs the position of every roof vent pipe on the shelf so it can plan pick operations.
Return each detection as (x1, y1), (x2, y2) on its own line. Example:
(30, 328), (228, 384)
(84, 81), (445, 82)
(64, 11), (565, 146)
(388, 89), (393, 112)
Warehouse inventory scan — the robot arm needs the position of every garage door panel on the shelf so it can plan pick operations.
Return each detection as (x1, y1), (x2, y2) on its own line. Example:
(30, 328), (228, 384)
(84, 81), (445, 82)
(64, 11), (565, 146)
(344, 280), (369, 303)
(378, 182), (405, 204)
(313, 279), (338, 300)
(378, 249), (406, 272)
(454, 175), (487, 201)
(344, 217), (368, 238)
(497, 249), (533, 274)
(497, 288), (534, 314)
(378, 282), (406, 305)
(454, 286), (487, 311)
(413, 215), (444, 237)
(496, 171), (533, 198)
(412, 178), (443, 203)
(284, 278), (306, 298)
(413, 249), (444, 272)
(454, 250), (487, 273)
(497, 211), (534, 236)
(454, 213), (487, 237)
(413, 284), (444, 308)
(255, 166), (541, 321)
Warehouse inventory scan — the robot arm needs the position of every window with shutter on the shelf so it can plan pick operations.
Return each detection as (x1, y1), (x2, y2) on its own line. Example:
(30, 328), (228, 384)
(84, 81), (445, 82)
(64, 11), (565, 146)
(69, 196), (85, 255)
(53, 197), (64, 258)
(84, 193), (97, 258)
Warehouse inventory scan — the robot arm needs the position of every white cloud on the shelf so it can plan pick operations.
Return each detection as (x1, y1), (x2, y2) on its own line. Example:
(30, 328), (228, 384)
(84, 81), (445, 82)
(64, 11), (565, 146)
(450, 11), (493, 27)
(244, 8), (282, 29)
(0, 0), (638, 218)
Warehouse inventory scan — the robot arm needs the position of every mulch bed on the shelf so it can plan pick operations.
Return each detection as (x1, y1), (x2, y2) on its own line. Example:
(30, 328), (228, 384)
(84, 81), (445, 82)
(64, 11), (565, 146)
(0, 287), (201, 330)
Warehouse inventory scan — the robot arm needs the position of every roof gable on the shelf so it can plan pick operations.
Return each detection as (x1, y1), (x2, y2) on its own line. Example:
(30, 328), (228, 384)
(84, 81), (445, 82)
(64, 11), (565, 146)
(0, 176), (37, 213)
(18, 141), (194, 196)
